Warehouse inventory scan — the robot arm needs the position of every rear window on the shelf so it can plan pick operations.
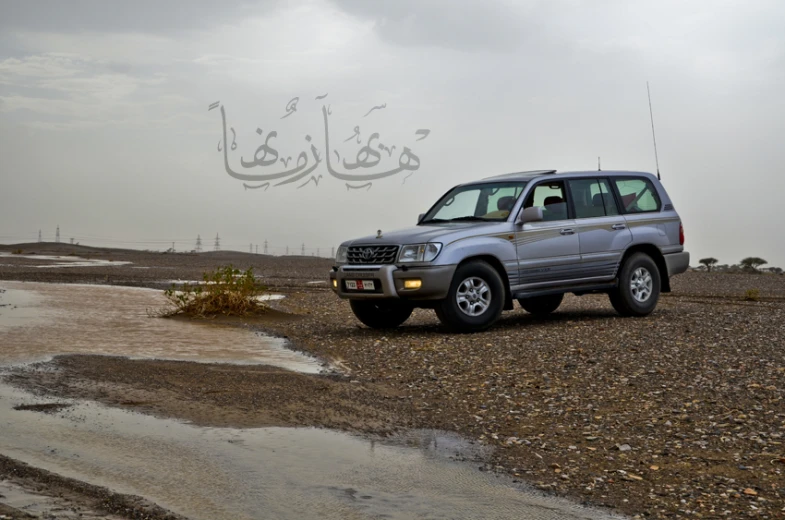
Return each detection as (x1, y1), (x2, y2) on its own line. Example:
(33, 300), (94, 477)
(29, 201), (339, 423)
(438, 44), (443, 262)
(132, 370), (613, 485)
(613, 178), (661, 213)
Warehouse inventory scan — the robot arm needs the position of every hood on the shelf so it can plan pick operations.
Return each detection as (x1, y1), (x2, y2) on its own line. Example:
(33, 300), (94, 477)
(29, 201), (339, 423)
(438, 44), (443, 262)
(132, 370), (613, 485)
(344, 222), (501, 247)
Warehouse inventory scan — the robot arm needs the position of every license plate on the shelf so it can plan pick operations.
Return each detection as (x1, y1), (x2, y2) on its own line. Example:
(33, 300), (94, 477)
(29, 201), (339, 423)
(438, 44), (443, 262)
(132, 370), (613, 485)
(346, 280), (375, 291)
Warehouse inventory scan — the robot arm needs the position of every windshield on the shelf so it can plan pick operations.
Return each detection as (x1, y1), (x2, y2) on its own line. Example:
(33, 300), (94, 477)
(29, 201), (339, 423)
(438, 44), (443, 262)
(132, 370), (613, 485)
(421, 182), (528, 224)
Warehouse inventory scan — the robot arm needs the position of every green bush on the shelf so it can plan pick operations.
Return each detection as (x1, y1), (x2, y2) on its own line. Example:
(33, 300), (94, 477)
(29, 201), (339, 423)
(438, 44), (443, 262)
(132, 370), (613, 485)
(744, 288), (761, 302)
(161, 265), (268, 317)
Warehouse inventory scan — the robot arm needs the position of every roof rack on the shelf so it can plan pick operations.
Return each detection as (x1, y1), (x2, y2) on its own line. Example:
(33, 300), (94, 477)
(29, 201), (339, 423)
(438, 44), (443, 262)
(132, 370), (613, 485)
(483, 169), (557, 180)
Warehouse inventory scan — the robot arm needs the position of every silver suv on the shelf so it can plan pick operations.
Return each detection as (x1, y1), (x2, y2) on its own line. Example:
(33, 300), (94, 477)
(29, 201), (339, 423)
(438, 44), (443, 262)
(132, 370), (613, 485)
(330, 170), (689, 332)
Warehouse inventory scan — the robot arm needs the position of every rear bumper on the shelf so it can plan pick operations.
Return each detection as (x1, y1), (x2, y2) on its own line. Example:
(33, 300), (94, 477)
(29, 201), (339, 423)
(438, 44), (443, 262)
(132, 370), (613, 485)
(664, 251), (690, 277)
(329, 264), (456, 300)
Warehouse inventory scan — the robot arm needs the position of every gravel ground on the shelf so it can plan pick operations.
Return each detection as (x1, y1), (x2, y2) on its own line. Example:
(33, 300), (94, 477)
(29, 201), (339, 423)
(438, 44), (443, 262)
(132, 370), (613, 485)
(2, 243), (785, 519)
(0, 243), (333, 289)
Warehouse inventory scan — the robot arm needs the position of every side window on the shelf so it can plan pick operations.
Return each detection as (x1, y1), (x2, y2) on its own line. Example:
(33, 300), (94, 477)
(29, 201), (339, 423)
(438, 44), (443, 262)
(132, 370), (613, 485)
(568, 178), (620, 218)
(613, 178), (661, 213)
(523, 181), (568, 221)
(598, 179), (620, 216)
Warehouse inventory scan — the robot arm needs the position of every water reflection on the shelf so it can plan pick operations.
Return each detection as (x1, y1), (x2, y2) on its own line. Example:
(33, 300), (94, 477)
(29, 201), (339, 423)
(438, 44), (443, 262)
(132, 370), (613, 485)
(0, 281), (323, 373)
(0, 382), (624, 520)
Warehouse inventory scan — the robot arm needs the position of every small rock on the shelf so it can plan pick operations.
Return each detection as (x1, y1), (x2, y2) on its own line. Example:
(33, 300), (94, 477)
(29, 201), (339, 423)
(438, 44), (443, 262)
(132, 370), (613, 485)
(743, 488), (758, 496)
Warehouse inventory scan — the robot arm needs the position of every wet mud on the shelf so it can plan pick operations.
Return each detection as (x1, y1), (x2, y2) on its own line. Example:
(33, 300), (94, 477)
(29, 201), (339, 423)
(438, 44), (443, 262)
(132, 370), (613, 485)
(0, 278), (627, 519)
(0, 382), (622, 520)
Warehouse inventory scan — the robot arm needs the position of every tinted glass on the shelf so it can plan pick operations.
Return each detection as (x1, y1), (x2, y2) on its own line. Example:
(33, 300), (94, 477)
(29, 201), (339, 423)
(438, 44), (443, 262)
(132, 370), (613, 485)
(569, 178), (621, 218)
(613, 178), (661, 213)
(598, 179), (620, 216)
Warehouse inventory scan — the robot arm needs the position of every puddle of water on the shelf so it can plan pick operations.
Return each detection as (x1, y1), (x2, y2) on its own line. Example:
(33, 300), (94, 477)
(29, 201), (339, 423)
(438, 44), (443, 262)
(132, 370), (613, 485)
(0, 252), (132, 268)
(0, 383), (624, 520)
(0, 281), (323, 373)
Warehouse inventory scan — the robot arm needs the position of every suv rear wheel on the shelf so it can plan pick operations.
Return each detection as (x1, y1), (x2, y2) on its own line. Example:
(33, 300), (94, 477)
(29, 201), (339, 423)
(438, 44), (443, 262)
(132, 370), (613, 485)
(609, 252), (661, 317)
(435, 260), (504, 332)
(349, 300), (413, 329)
(518, 293), (564, 315)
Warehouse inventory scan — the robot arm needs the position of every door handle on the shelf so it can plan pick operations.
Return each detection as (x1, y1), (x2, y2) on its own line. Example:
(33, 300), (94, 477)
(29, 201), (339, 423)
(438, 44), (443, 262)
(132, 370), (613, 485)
(559, 228), (575, 235)
(611, 223), (626, 230)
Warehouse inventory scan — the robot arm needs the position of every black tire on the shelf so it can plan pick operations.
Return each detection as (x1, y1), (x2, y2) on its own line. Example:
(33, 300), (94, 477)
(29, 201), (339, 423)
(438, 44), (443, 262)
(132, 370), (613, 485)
(435, 260), (505, 332)
(609, 252), (661, 317)
(349, 300), (413, 329)
(518, 293), (564, 315)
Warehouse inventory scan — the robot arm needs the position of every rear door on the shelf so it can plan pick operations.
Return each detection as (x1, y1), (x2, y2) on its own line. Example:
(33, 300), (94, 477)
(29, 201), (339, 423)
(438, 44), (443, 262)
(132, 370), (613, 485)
(567, 177), (633, 280)
(515, 179), (581, 288)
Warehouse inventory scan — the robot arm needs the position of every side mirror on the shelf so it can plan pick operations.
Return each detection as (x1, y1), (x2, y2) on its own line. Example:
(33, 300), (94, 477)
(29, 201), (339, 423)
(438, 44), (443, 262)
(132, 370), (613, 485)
(417, 213), (425, 224)
(517, 206), (543, 224)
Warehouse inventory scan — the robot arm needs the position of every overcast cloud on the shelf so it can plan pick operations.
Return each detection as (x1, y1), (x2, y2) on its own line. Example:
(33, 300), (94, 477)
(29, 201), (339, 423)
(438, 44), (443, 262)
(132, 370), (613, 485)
(1, 0), (783, 266)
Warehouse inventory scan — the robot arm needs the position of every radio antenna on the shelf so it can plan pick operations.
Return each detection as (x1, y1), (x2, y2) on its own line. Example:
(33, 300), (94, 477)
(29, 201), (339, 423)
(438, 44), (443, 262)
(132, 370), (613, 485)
(647, 81), (661, 180)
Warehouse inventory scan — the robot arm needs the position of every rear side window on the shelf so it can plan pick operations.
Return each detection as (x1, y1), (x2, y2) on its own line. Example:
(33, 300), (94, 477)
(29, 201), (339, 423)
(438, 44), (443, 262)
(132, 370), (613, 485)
(613, 178), (661, 213)
(568, 178), (620, 219)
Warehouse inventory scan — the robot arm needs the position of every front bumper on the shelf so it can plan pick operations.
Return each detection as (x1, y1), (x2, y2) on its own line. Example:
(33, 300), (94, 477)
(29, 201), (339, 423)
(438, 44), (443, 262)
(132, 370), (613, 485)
(329, 264), (456, 300)
(664, 251), (690, 277)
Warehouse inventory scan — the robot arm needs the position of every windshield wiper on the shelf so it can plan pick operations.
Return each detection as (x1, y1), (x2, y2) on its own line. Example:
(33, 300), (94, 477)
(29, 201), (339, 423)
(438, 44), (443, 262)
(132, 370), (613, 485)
(448, 216), (492, 222)
(419, 218), (448, 224)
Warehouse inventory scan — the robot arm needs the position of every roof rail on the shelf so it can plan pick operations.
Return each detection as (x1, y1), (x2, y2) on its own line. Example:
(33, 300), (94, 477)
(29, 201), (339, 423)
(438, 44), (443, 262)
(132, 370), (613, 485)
(482, 169), (557, 180)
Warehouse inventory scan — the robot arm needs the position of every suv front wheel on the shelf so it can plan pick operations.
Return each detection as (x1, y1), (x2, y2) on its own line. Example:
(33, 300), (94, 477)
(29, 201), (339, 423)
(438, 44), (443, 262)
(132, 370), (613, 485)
(349, 300), (413, 329)
(609, 252), (661, 317)
(435, 260), (504, 332)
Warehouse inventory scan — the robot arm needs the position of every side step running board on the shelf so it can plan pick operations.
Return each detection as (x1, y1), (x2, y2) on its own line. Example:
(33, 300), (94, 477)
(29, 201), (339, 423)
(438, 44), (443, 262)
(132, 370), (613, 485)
(513, 282), (617, 300)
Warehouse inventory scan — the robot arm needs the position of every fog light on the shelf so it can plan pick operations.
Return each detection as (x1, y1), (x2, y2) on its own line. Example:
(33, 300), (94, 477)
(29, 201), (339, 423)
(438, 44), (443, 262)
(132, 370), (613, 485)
(404, 279), (422, 290)
(332, 279), (338, 288)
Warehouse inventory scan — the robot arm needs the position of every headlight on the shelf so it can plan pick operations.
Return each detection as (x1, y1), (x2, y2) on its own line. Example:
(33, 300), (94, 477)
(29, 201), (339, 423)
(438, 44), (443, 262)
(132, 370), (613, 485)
(398, 243), (442, 263)
(335, 245), (348, 263)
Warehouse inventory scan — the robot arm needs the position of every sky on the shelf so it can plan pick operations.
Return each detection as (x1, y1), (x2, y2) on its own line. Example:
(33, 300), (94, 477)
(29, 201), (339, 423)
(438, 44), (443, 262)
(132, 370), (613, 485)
(1, 0), (783, 266)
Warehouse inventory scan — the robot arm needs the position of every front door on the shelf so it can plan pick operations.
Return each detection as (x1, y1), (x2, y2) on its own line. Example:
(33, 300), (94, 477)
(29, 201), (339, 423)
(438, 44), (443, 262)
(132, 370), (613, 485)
(516, 180), (581, 288)
(567, 178), (633, 280)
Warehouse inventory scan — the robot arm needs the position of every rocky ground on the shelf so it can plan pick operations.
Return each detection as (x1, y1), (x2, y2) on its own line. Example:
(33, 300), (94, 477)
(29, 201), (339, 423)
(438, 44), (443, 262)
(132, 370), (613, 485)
(2, 243), (785, 519)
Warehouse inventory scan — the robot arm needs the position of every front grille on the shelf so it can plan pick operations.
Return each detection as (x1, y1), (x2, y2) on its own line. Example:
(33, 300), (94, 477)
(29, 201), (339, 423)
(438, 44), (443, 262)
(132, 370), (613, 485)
(347, 245), (399, 265)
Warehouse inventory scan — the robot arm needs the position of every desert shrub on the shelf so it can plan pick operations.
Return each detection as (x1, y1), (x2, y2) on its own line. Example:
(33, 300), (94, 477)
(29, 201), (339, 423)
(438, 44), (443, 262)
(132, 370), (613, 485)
(11, 249), (23, 254)
(160, 265), (268, 317)
(744, 288), (761, 302)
